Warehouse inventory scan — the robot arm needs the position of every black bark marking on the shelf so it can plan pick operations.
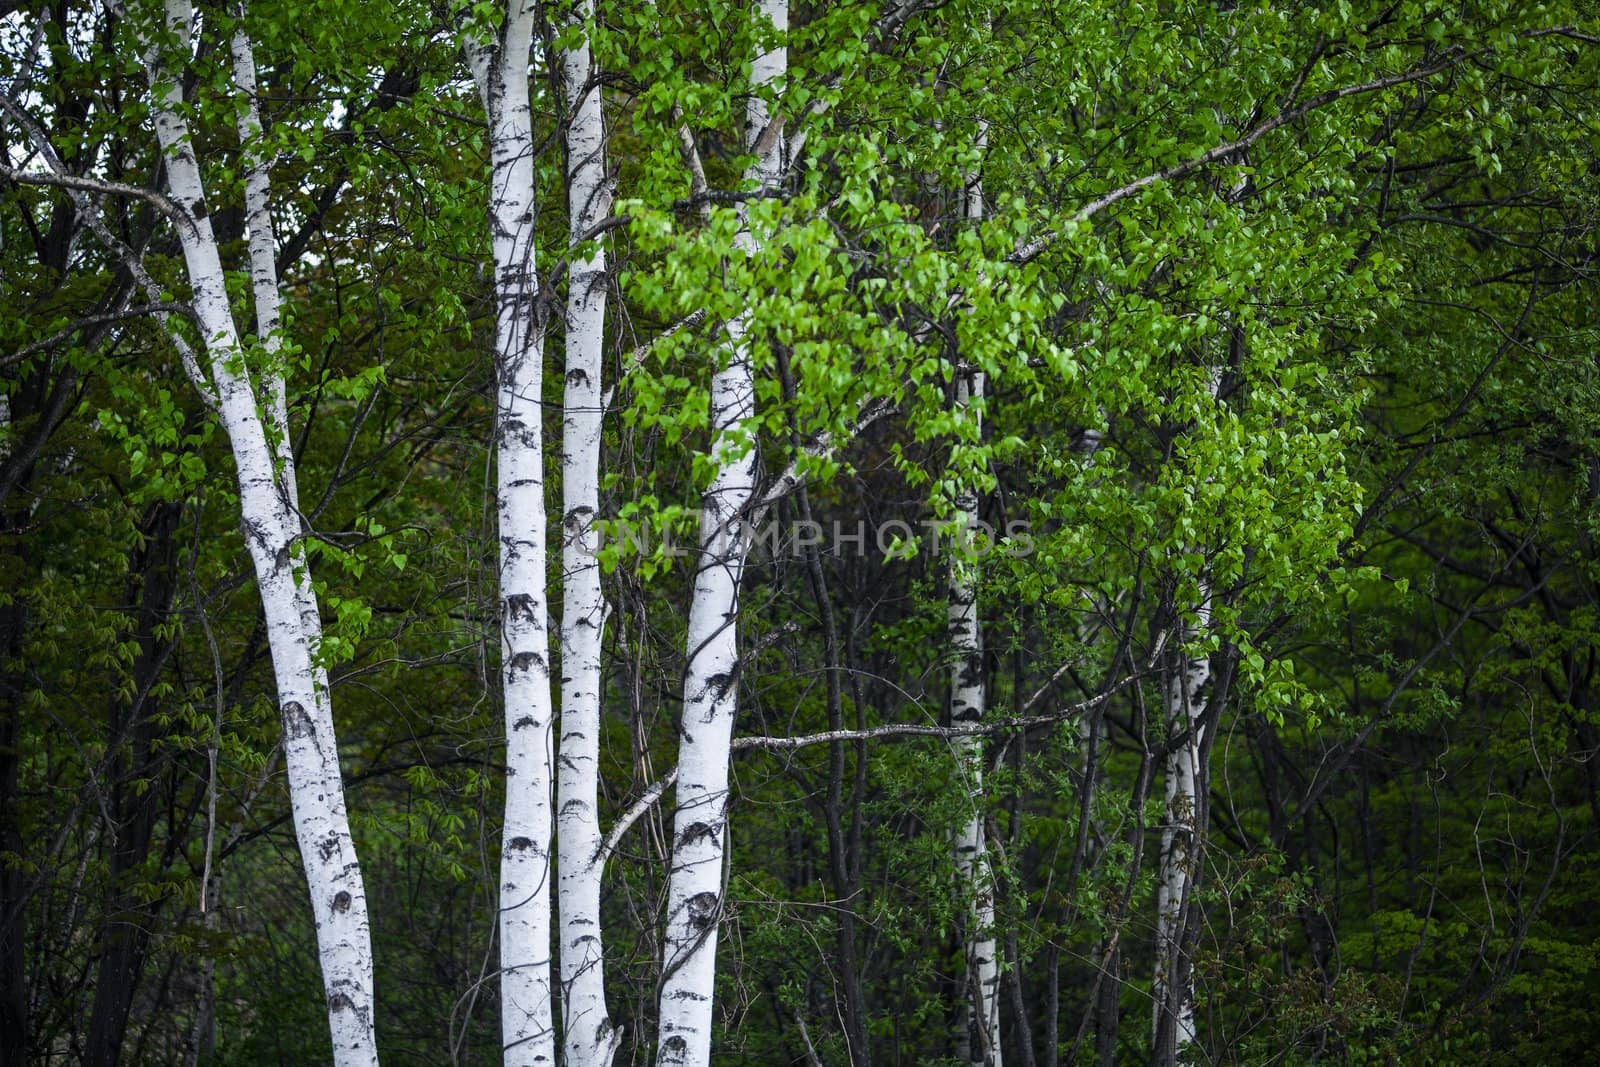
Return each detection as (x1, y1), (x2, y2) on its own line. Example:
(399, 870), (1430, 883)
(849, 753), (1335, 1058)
(508, 651), (543, 674)
(503, 593), (536, 622)
(332, 890), (351, 913)
(513, 715), (536, 730)
(705, 670), (735, 706)
(509, 836), (533, 851)
(667, 988), (710, 1002)
(954, 653), (983, 692)
(498, 417), (538, 447)
(282, 701), (314, 741)
(686, 890), (719, 928)
(676, 821), (718, 849)
(241, 516), (271, 551)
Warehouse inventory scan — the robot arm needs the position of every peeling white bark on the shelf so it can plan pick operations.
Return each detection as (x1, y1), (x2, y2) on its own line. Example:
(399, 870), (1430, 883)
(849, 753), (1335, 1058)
(556, 4), (619, 1065)
(1152, 371), (1223, 1063)
(950, 122), (1002, 1067)
(145, 2), (377, 1062)
(655, 4), (785, 1064)
(1152, 590), (1211, 1060)
(467, 3), (557, 1062)
(229, 16), (295, 501)
(949, 371), (1001, 1067)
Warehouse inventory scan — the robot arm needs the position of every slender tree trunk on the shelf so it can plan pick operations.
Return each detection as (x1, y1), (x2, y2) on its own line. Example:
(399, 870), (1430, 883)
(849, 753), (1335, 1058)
(655, 4), (785, 1064)
(653, 292), (760, 1067)
(557, 4), (619, 1064)
(793, 473), (870, 1066)
(951, 129), (1002, 1067)
(467, 4), (557, 1062)
(0, 392), (28, 1067)
(949, 368), (1001, 1067)
(1093, 943), (1121, 1067)
(143, 3), (377, 1060)
(653, 317), (758, 1067)
(1078, 624), (1119, 1067)
(1043, 615), (1114, 1067)
(230, 15), (296, 489)
(1151, 600), (1210, 1064)
(84, 503), (182, 1066)
(1150, 363), (1221, 1065)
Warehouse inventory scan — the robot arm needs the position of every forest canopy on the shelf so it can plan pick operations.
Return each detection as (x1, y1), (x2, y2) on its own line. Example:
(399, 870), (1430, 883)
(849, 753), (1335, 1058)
(1, 0), (1598, 1063)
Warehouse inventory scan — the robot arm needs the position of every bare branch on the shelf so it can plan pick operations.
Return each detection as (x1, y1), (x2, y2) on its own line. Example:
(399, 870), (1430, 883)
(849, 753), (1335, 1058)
(733, 680), (1129, 751)
(747, 398), (897, 519)
(1011, 48), (1475, 264)
(601, 308), (709, 413)
(0, 89), (217, 408)
(3, 302), (195, 367)
(594, 768), (677, 865)
(594, 675), (1136, 866)
(0, 161), (191, 230)
(1522, 24), (1600, 44)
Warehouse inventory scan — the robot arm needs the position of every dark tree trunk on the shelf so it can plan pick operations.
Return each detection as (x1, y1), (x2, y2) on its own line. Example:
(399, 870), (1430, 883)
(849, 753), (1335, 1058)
(0, 593), (27, 1067)
(84, 502), (182, 1067)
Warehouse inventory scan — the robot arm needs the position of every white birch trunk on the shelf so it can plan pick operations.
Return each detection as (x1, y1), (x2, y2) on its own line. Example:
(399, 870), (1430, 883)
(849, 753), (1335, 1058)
(655, 3), (785, 1063)
(949, 371), (1001, 1067)
(229, 15), (296, 499)
(1152, 594), (1211, 1060)
(556, 4), (619, 1064)
(145, 2), (377, 1062)
(951, 125), (1001, 1067)
(468, 3), (557, 1062)
(1152, 371), (1223, 1063)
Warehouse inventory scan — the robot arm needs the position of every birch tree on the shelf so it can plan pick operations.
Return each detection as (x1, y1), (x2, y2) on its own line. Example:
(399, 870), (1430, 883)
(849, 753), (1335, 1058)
(1150, 464), (1218, 1064)
(0, 1), (1593, 1062)
(464, 2), (557, 1061)
(950, 124), (1002, 1067)
(141, 0), (378, 1060)
(1153, 156), (1247, 1063)
(655, 2), (786, 1062)
(556, 0), (620, 1062)
(948, 369), (1002, 1067)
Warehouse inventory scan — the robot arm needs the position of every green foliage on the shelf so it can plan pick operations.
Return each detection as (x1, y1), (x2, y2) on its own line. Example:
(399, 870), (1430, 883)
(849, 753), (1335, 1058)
(2, 0), (1598, 1062)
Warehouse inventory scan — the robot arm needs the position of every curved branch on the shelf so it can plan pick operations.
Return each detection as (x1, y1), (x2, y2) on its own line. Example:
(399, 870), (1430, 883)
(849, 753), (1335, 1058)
(0, 161), (191, 231)
(2, 302), (195, 367)
(1011, 47), (1477, 264)
(594, 675), (1137, 866)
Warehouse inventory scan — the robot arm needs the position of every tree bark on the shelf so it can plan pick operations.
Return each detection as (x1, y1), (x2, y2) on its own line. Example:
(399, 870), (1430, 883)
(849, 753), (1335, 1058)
(143, 3), (377, 1060)
(951, 126), (1002, 1067)
(1150, 360), (1221, 1065)
(557, 2), (620, 1063)
(655, 3), (785, 1064)
(467, 3), (557, 1061)
(84, 502), (182, 1067)
(1151, 597), (1211, 1064)
(949, 368), (1002, 1067)
(230, 14), (296, 493)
